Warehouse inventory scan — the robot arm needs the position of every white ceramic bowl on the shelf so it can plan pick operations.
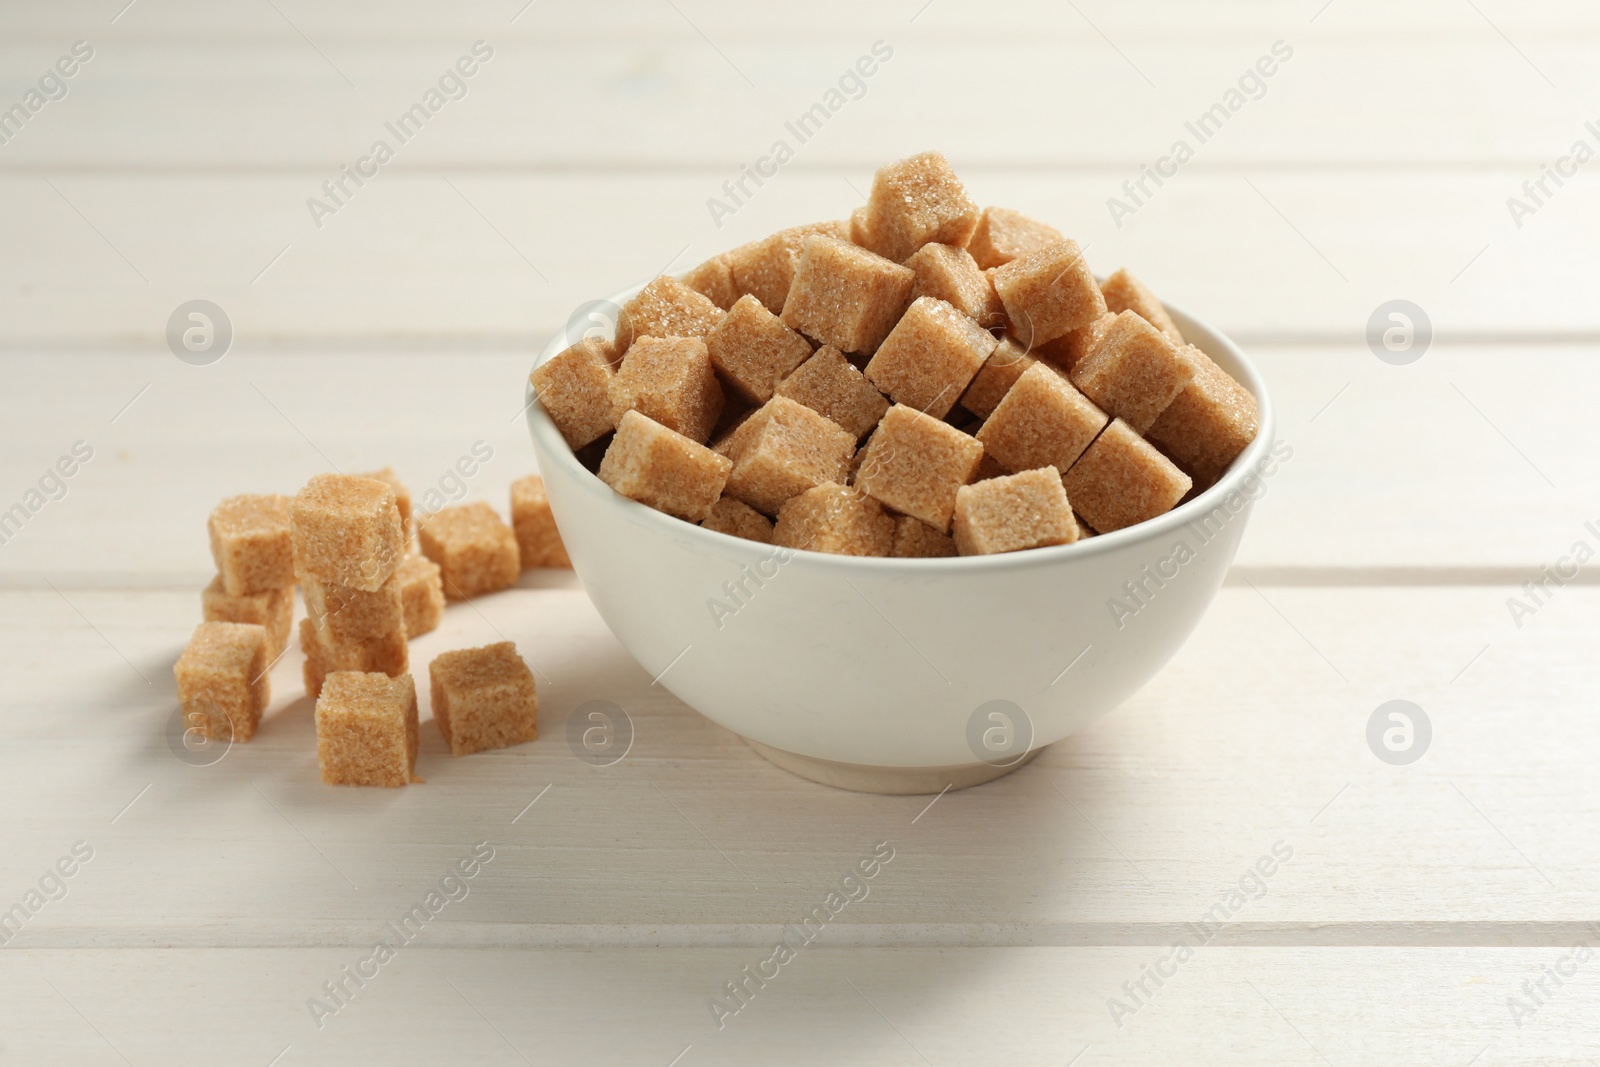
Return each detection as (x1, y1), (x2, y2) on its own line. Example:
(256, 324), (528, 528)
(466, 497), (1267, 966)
(527, 295), (1275, 793)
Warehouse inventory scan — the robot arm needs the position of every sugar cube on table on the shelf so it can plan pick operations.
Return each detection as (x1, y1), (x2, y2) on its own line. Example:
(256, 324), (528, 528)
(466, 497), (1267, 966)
(1145, 345), (1260, 489)
(864, 150), (981, 263)
(890, 514), (957, 558)
(290, 474), (405, 593)
(854, 404), (984, 532)
(202, 577), (291, 659)
(701, 496), (774, 543)
(953, 466), (1078, 556)
(774, 345), (889, 440)
(395, 554), (445, 638)
(428, 641), (539, 757)
(613, 274), (725, 355)
(599, 409), (733, 523)
(729, 221), (851, 313)
(992, 239), (1107, 349)
(418, 502), (521, 600)
(1063, 418), (1193, 533)
(1069, 310), (1195, 433)
(299, 618), (409, 699)
(864, 296), (997, 419)
(705, 294), (814, 404)
(1101, 267), (1184, 344)
(509, 474), (571, 569)
(529, 339), (617, 450)
(208, 493), (295, 595)
(772, 483), (895, 557)
(315, 671), (419, 787)
(174, 621), (270, 743)
(780, 235), (915, 355)
(966, 206), (1066, 270)
(724, 396), (855, 517)
(904, 242), (1005, 328)
(609, 335), (725, 445)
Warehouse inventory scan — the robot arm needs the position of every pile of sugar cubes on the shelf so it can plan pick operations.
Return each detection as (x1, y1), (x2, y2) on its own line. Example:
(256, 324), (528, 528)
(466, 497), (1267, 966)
(173, 470), (570, 786)
(532, 151), (1258, 557)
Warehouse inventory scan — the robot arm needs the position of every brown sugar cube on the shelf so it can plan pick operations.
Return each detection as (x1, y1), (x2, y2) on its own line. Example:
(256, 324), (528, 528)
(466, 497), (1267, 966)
(890, 515), (956, 558)
(202, 578), (291, 659)
(418, 502), (520, 600)
(711, 407), (760, 463)
(969, 452), (1010, 482)
(706, 294), (814, 404)
(529, 339), (617, 450)
(599, 409), (733, 522)
(702, 496), (774, 542)
(300, 617), (330, 699)
(1102, 268), (1184, 344)
(864, 150), (980, 263)
(1064, 418), (1192, 533)
(773, 483), (894, 556)
(208, 494), (295, 596)
(299, 616), (408, 692)
(429, 641), (539, 757)
(993, 239), (1107, 348)
(357, 467), (413, 545)
(905, 242), (1005, 328)
(729, 221), (851, 313)
(1039, 311), (1116, 372)
(510, 475), (571, 569)
(290, 475), (404, 593)
(302, 574), (404, 648)
(960, 337), (1051, 420)
(855, 404), (984, 532)
(848, 205), (872, 247)
(1069, 310), (1195, 434)
(1146, 345), (1260, 488)
(609, 335), (725, 445)
(682, 253), (741, 311)
(865, 296), (997, 419)
(977, 363), (1108, 475)
(966, 206), (1066, 270)
(780, 235), (915, 355)
(1074, 512), (1097, 540)
(315, 671), (418, 787)
(953, 466), (1078, 556)
(613, 274), (725, 356)
(774, 345), (889, 441)
(396, 555), (445, 638)
(725, 396), (855, 516)
(174, 621), (270, 743)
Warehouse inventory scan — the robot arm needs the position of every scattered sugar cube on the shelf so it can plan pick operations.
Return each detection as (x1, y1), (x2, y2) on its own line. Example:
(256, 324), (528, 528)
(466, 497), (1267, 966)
(599, 409), (733, 522)
(705, 294), (814, 404)
(992, 239), (1107, 348)
(904, 242), (1005, 328)
(358, 467), (413, 545)
(396, 555), (445, 638)
(977, 363), (1108, 475)
(418, 502), (521, 600)
(174, 621), (270, 743)
(682, 252), (740, 311)
(1063, 418), (1192, 533)
(864, 151), (980, 263)
(780, 235), (915, 355)
(1145, 345), (1260, 488)
(1069, 310), (1195, 433)
(966, 207), (1066, 270)
(855, 404), (984, 532)
(315, 671), (419, 787)
(1040, 311), (1116, 372)
(730, 221), (851, 313)
(290, 474), (405, 593)
(529, 339), (617, 450)
(299, 617), (409, 697)
(865, 296), (997, 419)
(300, 618), (329, 699)
(890, 515), (956, 558)
(202, 577), (291, 659)
(609, 335), (725, 445)
(510, 475), (571, 569)
(428, 641), (539, 757)
(725, 396), (856, 516)
(773, 483), (895, 556)
(774, 345), (889, 440)
(953, 466), (1078, 556)
(1102, 268), (1184, 344)
(960, 337), (1047, 419)
(701, 496), (774, 543)
(613, 275), (725, 355)
(208, 494), (295, 596)
(302, 574), (404, 648)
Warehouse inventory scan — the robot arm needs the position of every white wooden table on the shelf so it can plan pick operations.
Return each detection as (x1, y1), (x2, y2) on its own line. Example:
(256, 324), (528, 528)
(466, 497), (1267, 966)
(4, 1), (1598, 1062)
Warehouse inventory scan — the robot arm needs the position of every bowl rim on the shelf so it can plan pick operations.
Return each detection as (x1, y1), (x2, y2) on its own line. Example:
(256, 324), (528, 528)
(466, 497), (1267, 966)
(527, 286), (1276, 573)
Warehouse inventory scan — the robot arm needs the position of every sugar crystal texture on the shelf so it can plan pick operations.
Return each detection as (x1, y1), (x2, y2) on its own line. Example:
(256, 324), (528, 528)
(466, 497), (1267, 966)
(780, 236), (915, 355)
(208, 494), (295, 595)
(1039, 311), (1116, 372)
(1063, 418), (1192, 532)
(315, 671), (419, 787)
(357, 467), (413, 545)
(864, 296), (997, 419)
(724, 396), (856, 516)
(609, 335), (725, 445)
(729, 221), (852, 313)
(599, 410), (733, 522)
(701, 496), (774, 543)
(290, 475), (405, 593)
(418, 501), (520, 600)
(613, 274), (725, 355)
(681, 253), (741, 311)
(396, 554), (445, 638)
(298, 617), (408, 696)
(855, 404), (984, 532)
(904, 242), (1005, 328)
(960, 337), (1047, 419)
(966, 207), (1066, 270)
(772, 483), (894, 556)
(1145, 345), (1259, 487)
(529, 339), (617, 450)
(864, 151), (981, 263)
(302, 573), (404, 647)
(890, 515), (957, 558)
(976, 362), (1107, 475)
(429, 641), (539, 757)
(202, 578), (291, 659)
(510, 474), (571, 568)
(952, 466), (1078, 556)
(705, 294), (815, 403)
(773, 345), (889, 440)
(174, 621), (269, 743)
(992, 240), (1107, 348)
(1069, 310), (1195, 433)
(1101, 268), (1184, 344)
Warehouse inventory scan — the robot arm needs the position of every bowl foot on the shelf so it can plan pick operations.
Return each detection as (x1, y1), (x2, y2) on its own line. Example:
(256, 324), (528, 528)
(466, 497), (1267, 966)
(741, 738), (1042, 795)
